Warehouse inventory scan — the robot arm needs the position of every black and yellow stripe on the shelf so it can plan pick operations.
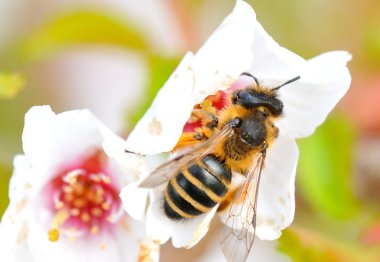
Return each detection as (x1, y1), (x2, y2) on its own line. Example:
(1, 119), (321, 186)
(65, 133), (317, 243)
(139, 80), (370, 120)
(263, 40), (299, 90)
(163, 154), (232, 220)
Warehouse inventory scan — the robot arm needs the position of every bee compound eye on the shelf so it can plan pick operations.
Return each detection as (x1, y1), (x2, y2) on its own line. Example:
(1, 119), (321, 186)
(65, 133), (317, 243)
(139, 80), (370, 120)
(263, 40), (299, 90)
(232, 91), (240, 104)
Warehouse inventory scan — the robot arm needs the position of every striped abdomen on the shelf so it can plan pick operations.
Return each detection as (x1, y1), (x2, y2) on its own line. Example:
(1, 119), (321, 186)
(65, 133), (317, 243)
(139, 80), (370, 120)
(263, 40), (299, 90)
(164, 154), (232, 220)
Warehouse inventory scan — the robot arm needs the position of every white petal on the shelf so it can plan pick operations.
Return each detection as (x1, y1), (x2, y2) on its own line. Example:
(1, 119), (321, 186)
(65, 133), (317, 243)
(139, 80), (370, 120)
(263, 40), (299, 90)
(190, 0), (256, 102)
(125, 53), (196, 155)
(197, 234), (290, 262)
(22, 106), (104, 190)
(250, 22), (305, 80)
(120, 183), (150, 221)
(255, 134), (298, 240)
(8, 155), (34, 203)
(145, 186), (217, 248)
(277, 51), (352, 138)
(102, 126), (151, 185)
(26, 222), (139, 262)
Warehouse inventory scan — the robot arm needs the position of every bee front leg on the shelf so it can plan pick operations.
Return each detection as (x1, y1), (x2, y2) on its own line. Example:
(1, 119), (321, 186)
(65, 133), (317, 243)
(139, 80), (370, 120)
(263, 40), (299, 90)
(172, 127), (212, 152)
(191, 99), (219, 129)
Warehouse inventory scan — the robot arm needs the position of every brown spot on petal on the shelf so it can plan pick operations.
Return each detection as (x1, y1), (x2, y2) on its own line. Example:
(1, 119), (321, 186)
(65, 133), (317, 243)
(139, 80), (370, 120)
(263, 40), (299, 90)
(279, 197), (286, 206)
(265, 218), (275, 226)
(99, 242), (107, 250)
(281, 214), (286, 223)
(15, 198), (27, 214)
(16, 222), (29, 243)
(148, 118), (162, 136)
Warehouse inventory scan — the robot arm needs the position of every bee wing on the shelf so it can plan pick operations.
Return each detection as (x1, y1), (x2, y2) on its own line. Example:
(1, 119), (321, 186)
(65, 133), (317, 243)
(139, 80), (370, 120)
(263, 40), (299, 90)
(138, 124), (234, 188)
(220, 150), (266, 262)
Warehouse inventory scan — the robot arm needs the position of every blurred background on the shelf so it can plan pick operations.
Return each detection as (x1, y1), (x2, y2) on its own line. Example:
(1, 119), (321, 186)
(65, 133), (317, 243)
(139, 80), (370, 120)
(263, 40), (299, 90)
(1, 0), (380, 261)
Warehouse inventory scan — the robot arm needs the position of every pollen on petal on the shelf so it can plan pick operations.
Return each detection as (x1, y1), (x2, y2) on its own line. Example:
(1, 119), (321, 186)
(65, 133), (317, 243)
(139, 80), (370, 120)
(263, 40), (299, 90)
(48, 228), (60, 242)
(148, 118), (162, 136)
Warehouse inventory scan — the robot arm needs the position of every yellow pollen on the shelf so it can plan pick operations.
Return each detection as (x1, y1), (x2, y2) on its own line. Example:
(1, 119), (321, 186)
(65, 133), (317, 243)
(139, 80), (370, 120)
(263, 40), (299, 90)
(96, 188), (105, 197)
(90, 225), (99, 235)
(48, 209), (69, 242)
(100, 174), (111, 184)
(63, 185), (73, 194)
(80, 212), (91, 223)
(73, 185), (85, 195)
(73, 198), (87, 208)
(91, 207), (103, 217)
(107, 215), (116, 223)
(99, 242), (107, 250)
(93, 197), (103, 205)
(54, 201), (64, 209)
(101, 203), (110, 211)
(70, 208), (80, 216)
(52, 209), (69, 228)
(64, 194), (74, 202)
(85, 190), (95, 200)
(64, 169), (84, 184)
(48, 228), (60, 242)
(90, 174), (101, 182)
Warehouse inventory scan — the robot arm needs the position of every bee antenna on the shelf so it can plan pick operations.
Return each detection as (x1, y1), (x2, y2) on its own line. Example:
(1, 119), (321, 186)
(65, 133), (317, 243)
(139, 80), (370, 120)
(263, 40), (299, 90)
(240, 72), (260, 87)
(272, 76), (300, 91)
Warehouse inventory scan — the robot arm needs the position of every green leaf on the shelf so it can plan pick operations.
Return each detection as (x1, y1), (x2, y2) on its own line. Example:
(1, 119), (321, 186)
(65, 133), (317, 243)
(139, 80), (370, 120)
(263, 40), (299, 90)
(126, 55), (181, 128)
(364, 24), (380, 67)
(279, 226), (380, 262)
(0, 73), (25, 99)
(278, 229), (338, 262)
(0, 164), (11, 217)
(297, 114), (359, 219)
(3, 10), (148, 66)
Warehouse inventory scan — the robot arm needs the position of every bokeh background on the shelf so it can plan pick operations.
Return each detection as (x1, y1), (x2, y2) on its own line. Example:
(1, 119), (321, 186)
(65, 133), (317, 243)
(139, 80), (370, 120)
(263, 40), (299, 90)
(1, 0), (380, 261)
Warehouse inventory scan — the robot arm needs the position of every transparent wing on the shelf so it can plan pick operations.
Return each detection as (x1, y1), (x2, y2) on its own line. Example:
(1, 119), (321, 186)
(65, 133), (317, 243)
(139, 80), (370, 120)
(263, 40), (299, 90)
(220, 149), (266, 262)
(139, 124), (234, 188)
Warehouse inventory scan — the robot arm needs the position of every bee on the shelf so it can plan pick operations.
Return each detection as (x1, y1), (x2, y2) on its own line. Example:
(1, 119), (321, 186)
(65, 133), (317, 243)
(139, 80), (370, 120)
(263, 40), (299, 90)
(139, 73), (300, 262)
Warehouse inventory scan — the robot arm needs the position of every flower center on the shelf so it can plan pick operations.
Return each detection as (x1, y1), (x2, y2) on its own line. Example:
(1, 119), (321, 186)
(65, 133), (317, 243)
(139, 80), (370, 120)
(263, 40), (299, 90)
(183, 90), (227, 132)
(47, 151), (122, 241)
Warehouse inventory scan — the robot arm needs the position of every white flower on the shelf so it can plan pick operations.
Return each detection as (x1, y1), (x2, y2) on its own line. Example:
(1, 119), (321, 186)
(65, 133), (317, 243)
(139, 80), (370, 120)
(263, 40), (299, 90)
(122, 0), (351, 254)
(0, 106), (159, 262)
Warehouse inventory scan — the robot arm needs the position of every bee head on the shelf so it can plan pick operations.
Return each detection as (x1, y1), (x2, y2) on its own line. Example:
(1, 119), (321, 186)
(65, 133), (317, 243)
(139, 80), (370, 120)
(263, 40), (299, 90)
(231, 88), (284, 116)
(232, 73), (300, 117)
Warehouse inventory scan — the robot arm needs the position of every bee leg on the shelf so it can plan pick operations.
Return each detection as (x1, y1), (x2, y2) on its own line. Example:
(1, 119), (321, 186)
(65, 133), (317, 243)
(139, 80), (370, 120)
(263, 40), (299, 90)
(192, 99), (219, 129)
(171, 127), (213, 152)
(260, 141), (268, 156)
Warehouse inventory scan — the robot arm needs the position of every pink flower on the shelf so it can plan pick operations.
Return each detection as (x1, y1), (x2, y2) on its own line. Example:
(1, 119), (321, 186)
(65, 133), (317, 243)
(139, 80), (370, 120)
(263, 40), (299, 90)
(0, 106), (158, 262)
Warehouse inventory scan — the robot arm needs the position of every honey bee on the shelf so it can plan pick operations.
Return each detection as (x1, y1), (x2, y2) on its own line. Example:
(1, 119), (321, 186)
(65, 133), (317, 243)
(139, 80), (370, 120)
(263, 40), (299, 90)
(139, 73), (300, 262)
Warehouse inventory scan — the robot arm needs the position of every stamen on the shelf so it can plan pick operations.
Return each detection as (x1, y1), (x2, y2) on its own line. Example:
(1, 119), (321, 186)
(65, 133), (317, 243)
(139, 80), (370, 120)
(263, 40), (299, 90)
(90, 225), (99, 235)
(63, 169), (84, 184)
(48, 229), (60, 242)
(80, 212), (91, 223)
(70, 208), (80, 216)
(91, 207), (103, 217)
(48, 209), (70, 242)
(102, 202), (110, 211)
